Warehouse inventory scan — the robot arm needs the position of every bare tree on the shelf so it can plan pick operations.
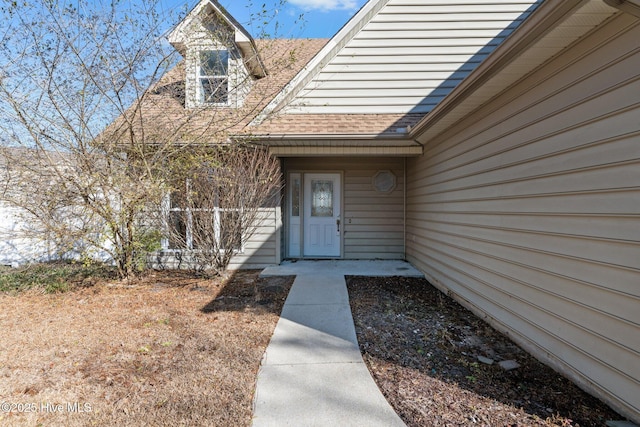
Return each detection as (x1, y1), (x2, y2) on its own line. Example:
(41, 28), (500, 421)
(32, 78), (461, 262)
(159, 145), (282, 275)
(0, 0), (300, 277)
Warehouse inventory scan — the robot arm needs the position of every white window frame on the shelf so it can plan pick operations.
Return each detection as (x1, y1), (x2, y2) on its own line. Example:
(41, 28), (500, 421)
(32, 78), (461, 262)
(197, 49), (229, 106)
(161, 180), (243, 253)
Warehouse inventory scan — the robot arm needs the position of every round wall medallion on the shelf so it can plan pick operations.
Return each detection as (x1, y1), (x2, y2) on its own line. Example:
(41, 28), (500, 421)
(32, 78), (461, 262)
(372, 170), (396, 193)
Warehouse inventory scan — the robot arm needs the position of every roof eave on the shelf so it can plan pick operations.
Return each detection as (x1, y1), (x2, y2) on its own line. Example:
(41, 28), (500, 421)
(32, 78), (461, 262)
(235, 36), (268, 78)
(233, 132), (424, 156)
(242, 132), (412, 141)
(604, 0), (640, 16)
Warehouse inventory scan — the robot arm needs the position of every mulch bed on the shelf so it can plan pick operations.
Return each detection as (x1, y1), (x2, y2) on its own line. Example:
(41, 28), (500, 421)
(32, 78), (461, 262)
(347, 276), (625, 427)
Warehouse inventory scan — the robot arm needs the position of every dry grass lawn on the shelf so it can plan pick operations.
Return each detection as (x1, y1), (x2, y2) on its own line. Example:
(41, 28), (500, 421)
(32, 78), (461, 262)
(0, 270), (293, 426)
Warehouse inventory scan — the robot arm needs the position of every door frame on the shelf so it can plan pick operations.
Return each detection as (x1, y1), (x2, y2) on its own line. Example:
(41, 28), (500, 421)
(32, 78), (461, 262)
(287, 170), (343, 259)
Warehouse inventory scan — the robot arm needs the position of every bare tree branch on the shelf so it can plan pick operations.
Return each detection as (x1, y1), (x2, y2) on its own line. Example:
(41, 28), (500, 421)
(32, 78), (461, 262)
(0, 0), (303, 277)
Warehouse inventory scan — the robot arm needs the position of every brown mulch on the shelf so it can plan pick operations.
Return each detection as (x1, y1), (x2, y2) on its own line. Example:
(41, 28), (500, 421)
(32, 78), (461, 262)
(347, 275), (625, 427)
(0, 270), (293, 427)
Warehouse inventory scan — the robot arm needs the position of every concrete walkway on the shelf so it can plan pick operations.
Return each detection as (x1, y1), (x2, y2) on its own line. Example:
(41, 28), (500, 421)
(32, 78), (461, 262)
(252, 260), (423, 427)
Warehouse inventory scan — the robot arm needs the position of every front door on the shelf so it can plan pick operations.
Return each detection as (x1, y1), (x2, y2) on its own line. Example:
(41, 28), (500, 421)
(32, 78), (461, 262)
(303, 173), (341, 257)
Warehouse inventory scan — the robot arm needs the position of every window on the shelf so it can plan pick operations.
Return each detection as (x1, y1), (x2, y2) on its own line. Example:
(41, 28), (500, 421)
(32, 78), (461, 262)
(310, 179), (333, 217)
(199, 50), (229, 105)
(372, 170), (397, 193)
(167, 189), (189, 250)
(164, 181), (241, 252)
(290, 175), (300, 217)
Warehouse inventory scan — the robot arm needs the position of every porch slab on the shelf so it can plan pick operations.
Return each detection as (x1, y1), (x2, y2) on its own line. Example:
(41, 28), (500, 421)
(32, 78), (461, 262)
(260, 259), (424, 278)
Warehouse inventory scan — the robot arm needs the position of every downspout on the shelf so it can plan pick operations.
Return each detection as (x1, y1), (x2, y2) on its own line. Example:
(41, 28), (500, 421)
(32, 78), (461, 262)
(402, 132), (423, 261)
(403, 156), (407, 260)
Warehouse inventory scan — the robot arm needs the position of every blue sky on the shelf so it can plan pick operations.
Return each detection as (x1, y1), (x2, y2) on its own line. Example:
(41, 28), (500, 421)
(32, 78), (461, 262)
(167, 0), (368, 39)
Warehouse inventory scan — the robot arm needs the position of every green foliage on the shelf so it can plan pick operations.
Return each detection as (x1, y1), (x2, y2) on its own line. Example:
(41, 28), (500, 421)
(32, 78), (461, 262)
(132, 229), (163, 271)
(43, 280), (71, 294)
(0, 261), (116, 293)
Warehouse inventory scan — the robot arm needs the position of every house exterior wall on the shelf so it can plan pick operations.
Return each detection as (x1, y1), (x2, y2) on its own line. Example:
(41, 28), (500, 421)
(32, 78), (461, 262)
(227, 207), (281, 269)
(285, 0), (540, 115)
(0, 155), (113, 266)
(284, 157), (405, 259)
(405, 13), (640, 420)
(0, 202), (51, 267)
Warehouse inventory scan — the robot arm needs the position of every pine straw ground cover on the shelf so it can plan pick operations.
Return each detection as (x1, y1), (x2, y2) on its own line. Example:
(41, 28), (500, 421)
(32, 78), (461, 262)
(347, 276), (625, 427)
(0, 269), (293, 426)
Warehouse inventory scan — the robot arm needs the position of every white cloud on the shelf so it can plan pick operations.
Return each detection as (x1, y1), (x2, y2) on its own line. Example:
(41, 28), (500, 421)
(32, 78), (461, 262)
(288, 0), (359, 12)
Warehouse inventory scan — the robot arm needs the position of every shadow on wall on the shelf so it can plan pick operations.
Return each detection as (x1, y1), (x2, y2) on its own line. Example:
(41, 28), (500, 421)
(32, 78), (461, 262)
(385, 2), (540, 133)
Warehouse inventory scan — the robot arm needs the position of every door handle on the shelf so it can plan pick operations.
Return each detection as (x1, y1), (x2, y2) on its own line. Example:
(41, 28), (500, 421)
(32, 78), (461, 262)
(336, 218), (340, 234)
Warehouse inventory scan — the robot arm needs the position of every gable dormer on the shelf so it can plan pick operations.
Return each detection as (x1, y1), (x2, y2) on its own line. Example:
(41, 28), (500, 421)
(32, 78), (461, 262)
(168, 0), (267, 109)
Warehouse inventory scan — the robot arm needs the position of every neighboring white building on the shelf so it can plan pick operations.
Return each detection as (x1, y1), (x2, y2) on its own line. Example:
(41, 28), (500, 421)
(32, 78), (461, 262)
(0, 148), (112, 266)
(0, 203), (51, 267)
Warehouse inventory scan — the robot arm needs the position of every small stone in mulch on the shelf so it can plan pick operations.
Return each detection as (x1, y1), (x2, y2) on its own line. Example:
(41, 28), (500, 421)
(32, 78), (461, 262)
(477, 355), (494, 365)
(498, 359), (520, 370)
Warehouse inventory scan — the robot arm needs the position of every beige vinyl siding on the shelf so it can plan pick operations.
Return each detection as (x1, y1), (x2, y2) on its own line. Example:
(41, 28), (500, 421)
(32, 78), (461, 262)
(285, 0), (540, 115)
(228, 207), (280, 269)
(406, 14), (640, 421)
(284, 157), (405, 259)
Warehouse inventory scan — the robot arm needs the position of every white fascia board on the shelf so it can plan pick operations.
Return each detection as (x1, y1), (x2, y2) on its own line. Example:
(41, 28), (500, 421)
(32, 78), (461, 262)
(267, 145), (423, 157)
(167, 0), (266, 77)
(203, 0), (267, 77)
(243, 133), (411, 141)
(167, 0), (209, 53)
(249, 0), (390, 126)
(235, 31), (250, 44)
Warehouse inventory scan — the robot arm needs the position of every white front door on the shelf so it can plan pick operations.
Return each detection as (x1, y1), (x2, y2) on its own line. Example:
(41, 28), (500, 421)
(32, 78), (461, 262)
(303, 173), (341, 257)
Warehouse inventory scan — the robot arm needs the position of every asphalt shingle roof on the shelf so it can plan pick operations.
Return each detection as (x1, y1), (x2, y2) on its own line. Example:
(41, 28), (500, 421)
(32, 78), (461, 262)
(104, 37), (427, 145)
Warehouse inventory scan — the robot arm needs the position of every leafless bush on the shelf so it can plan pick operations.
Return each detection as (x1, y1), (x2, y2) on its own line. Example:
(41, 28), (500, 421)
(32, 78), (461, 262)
(163, 145), (282, 275)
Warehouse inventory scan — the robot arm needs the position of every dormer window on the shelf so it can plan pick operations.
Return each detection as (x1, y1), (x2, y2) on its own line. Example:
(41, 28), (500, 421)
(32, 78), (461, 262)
(199, 49), (229, 105)
(169, 0), (267, 109)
